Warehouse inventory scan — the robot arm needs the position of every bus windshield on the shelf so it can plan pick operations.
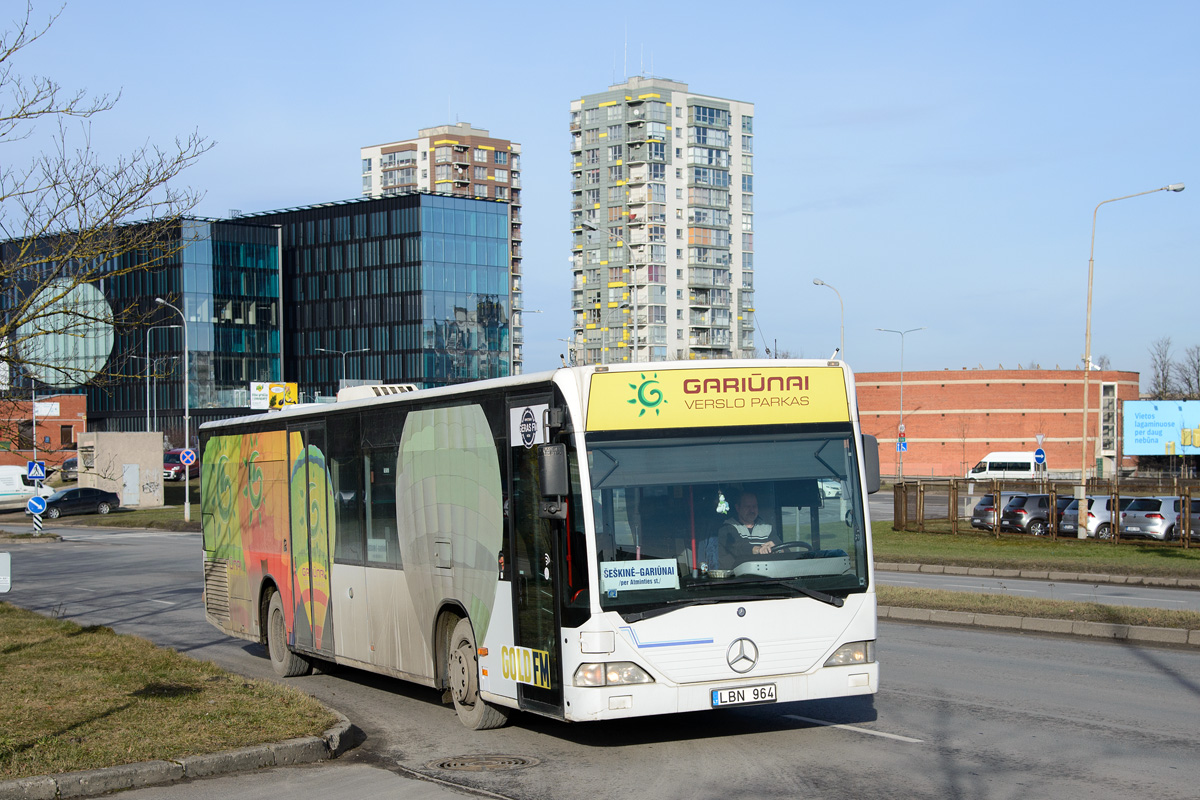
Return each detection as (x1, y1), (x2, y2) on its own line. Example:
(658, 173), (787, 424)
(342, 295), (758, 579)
(586, 426), (869, 617)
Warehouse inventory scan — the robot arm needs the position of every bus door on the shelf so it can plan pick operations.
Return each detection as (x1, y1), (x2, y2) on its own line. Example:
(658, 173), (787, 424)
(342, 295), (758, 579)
(507, 395), (564, 717)
(287, 423), (335, 660)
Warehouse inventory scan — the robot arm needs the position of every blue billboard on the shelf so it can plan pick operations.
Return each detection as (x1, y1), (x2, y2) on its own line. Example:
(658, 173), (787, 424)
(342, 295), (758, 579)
(1123, 400), (1200, 456)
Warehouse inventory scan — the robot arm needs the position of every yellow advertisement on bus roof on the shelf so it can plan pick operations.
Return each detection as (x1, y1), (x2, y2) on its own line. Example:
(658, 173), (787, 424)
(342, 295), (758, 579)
(586, 366), (850, 431)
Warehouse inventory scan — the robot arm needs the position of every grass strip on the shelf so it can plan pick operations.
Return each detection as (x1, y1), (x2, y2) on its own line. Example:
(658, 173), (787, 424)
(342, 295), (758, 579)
(0, 602), (337, 782)
(878, 585), (1200, 630)
(874, 523), (1200, 578)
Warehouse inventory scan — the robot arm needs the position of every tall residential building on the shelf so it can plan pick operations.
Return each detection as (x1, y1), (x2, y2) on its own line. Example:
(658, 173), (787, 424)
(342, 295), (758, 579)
(570, 77), (755, 364)
(361, 124), (529, 372)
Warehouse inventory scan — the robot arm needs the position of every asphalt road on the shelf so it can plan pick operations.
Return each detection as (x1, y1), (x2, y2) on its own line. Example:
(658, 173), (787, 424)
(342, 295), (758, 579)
(4, 526), (1200, 799)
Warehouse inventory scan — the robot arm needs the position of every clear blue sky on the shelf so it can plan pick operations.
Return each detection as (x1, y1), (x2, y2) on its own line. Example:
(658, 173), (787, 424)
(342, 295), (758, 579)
(12, 1), (1197, 388)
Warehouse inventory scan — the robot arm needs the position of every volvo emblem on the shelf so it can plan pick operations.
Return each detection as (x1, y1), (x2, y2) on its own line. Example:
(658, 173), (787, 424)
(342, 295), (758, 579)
(726, 638), (759, 673)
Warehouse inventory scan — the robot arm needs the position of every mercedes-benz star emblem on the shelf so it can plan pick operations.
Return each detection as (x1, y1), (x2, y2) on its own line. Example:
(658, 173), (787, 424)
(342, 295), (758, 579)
(726, 638), (759, 673)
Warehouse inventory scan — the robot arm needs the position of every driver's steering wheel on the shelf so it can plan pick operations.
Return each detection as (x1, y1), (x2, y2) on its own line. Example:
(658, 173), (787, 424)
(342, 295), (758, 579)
(771, 541), (813, 553)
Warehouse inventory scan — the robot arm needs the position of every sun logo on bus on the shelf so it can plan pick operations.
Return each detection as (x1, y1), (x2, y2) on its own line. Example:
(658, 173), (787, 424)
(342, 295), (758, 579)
(627, 373), (666, 417)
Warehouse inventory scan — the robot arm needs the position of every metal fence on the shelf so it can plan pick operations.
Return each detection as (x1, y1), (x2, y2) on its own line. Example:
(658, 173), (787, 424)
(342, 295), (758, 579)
(892, 478), (1197, 548)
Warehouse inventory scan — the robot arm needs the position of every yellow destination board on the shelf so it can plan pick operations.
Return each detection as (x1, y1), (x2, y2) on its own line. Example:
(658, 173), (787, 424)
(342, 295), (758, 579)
(586, 367), (851, 431)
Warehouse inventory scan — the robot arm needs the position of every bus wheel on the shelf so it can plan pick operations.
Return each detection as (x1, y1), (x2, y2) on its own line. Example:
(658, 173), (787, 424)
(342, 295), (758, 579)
(447, 617), (508, 730)
(266, 591), (311, 677)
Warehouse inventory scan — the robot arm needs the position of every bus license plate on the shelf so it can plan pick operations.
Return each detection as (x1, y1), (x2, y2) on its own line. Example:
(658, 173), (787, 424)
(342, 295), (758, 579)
(712, 684), (776, 707)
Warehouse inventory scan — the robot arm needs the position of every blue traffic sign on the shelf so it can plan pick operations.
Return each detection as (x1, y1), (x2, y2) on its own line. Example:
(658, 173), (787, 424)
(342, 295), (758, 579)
(27, 495), (47, 515)
(896, 441), (908, 452)
(1034, 448), (1046, 465)
(26, 460), (46, 481)
(181, 448), (197, 466)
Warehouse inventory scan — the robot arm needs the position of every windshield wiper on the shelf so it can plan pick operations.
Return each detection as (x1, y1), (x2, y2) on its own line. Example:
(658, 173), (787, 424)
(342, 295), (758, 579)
(725, 578), (845, 607)
(620, 594), (791, 623)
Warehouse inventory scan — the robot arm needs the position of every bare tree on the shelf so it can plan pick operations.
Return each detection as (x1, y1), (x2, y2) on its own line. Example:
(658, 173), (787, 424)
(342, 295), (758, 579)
(1146, 337), (1175, 399)
(1096, 354), (1111, 370)
(0, 4), (211, 444)
(1175, 344), (1200, 400)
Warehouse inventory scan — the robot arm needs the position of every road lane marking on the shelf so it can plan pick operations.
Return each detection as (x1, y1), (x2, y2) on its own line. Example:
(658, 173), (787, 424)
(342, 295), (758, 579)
(783, 714), (923, 743)
(148, 599), (174, 606)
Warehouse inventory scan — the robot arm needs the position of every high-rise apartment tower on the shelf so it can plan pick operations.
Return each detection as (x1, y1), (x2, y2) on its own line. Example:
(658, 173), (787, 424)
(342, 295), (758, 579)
(570, 77), (755, 364)
(361, 124), (529, 372)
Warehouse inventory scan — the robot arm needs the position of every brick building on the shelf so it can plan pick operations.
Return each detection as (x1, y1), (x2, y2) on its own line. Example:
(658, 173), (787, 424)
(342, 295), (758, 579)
(0, 393), (86, 474)
(856, 369), (1139, 479)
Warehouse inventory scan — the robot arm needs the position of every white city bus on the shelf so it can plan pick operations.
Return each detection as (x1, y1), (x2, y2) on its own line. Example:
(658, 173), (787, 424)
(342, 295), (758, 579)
(200, 360), (880, 728)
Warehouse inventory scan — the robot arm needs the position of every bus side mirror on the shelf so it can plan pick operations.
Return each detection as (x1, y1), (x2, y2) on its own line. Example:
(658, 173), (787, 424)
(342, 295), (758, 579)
(538, 443), (568, 519)
(862, 435), (880, 494)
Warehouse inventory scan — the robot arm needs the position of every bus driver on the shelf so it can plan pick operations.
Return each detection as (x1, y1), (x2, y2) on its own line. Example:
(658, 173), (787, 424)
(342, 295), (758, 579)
(719, 490), (780, 568)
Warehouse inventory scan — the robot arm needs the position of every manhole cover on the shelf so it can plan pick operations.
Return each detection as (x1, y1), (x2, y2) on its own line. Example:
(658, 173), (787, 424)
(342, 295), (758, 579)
(429, 755), (540, 772)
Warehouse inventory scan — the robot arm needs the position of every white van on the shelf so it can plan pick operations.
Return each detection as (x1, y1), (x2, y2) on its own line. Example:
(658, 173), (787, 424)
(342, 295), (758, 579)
(966, 451), (1040, 482)
(0, 465), (56, 504)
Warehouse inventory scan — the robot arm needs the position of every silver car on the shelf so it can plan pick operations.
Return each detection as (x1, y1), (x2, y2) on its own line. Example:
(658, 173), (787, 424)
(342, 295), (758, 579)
(1120, 496), (1189, 541)
(1060, 495), (1134, 539)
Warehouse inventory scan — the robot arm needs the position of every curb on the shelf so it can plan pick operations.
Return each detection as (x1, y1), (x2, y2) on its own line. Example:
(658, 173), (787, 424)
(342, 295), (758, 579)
(0, 710), (354, 800)
(879, 605), (1200, 648)
(875, 562), (1200, 590)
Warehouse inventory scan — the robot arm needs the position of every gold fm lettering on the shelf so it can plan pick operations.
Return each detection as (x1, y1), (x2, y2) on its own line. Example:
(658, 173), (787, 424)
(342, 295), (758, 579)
(501, 646), (552, 689)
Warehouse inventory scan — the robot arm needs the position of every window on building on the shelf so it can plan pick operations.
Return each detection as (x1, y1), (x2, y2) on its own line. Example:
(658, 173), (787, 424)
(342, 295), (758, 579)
(474, 166), (487, 180)
(648, 142), (666, 161)
(608, 144), (623, 161)
(742, 193), (752, 212)
(60, 425), (74, 448)
(742, 155), (753, 173)
(495, 185), (509, 199)
(742, 174), (753, 192)
(646, 265), (665, 282)
(494, 169), (509, 182)
(362, 157), (372, 173)
(473, 148), (489, 162)
(435, 146), (452, 163)
(585, 168), (600, 184)
(362, 175), (372, 190)
(742, 115), (753, 133)
(585, 148), (600, 164)
(650, 163), (666, 180)
(742, 232), (753, 251)
(606, 125), (622, 141)
(608, 165), (623, 181)
(495, 151), (508, 164)
(742, 135), (753, 153)
(475, 184), (488, 198)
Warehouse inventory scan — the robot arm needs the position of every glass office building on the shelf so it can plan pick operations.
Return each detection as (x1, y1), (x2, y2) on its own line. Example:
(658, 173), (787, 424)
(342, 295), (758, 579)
(246, 192), (513, 394)
(89, 219), (283, 444)
(3, 218), (282, 449)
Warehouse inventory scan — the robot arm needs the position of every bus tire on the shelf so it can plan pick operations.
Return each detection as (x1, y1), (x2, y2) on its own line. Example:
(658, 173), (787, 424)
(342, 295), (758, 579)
(447, 617), (508, 730)
(266, 590), (311, 677)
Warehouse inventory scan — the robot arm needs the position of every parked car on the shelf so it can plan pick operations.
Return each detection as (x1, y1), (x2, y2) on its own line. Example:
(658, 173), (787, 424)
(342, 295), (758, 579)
(163, 448), (199, 481)
(25, 487), (121, 518)
(1053, 495), (1074, 531)
(1120, 496), (1188, 541)
(970, 493), (1026, 531)
(1000, 494), (1052, 536)
(1059, 495), (1135, 539)
(59, 456), (78, 482)
(0, 465), (56, 503)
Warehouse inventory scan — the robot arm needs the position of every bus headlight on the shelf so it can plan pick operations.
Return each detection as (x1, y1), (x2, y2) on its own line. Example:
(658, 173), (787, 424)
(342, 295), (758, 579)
(574, 661), (655, 687)
(823, 641), (875, 667)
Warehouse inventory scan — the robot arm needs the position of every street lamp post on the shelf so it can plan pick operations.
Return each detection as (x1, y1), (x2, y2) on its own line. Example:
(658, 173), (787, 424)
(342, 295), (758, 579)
(1080, 183), (1184, 488)
(877, 327), (926, 481)
(154, 297), (190, 523)
(813, 278), (844, 359)
(315, 346), (370, 390)
(145, 324), (181, 431)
